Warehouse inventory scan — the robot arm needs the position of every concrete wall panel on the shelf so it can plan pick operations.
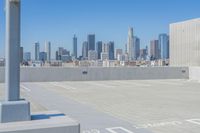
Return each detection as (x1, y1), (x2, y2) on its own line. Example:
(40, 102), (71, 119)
(0, 67), (189, 83)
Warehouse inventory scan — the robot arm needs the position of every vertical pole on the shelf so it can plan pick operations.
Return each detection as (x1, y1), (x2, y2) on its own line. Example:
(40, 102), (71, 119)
(5, 0), (20, 101)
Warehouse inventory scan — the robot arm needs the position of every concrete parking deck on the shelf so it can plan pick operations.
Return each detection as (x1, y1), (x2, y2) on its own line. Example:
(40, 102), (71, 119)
(0, 79), (200, 133)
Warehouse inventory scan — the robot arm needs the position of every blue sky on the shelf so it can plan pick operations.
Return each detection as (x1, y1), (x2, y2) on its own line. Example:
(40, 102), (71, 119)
(0, 0), (200, 58)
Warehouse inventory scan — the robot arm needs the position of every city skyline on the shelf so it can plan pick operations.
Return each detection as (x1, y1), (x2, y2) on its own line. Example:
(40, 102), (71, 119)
(19, 30), (168, 63)
(0, 0), (200, 57)
(1, 1), (200, 133)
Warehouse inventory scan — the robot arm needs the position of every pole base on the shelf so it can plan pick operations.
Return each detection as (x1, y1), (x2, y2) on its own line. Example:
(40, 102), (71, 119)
(0, 100), (31, 123)
(0, 111), (80, 133)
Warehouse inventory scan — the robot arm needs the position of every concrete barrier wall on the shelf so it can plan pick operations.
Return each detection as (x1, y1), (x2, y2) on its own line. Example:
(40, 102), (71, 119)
(0, 67), (189, 83)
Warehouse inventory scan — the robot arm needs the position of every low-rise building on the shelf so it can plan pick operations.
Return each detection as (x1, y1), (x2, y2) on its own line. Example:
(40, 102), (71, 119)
(101, 52), (109, 61)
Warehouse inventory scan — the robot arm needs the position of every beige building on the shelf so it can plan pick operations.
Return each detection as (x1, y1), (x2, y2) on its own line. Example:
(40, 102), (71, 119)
(170, 18), (200, 66)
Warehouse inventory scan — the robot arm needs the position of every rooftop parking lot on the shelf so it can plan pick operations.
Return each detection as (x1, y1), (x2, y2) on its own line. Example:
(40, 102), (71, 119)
(1, 79), (200, 133)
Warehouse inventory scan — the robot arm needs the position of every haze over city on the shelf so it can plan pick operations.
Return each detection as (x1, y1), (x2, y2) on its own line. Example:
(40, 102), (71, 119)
(0, 0), (200, 58)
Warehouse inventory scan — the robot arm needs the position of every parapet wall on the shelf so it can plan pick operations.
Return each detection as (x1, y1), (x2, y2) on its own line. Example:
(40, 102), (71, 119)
(0, 67), (189, 83)
(189, 67), (200, 81)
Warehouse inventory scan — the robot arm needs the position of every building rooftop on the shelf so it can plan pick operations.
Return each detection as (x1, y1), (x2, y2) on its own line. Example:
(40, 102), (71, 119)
(170, 18), (200, 25)
(0, 79), (200, 133)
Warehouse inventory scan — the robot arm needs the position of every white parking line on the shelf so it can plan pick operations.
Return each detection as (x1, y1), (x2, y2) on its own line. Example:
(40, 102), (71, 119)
(186, 119), (200, 125)
(114, 81), (151, 87)
(50, 82), (76, 90)
(86, 82), (115, 88)
(131, 118), (200, 130)
(106, 127), (134, 133)
(133, 121), (183, 129)
(82, 129), (100, 133)
(155, 81), (183, 86)
(20, 84), (31, 92)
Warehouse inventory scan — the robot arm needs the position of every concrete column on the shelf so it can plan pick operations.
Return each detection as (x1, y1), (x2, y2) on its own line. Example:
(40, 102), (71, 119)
(5, 0), (20, 101)
(0, 0), (30, 123)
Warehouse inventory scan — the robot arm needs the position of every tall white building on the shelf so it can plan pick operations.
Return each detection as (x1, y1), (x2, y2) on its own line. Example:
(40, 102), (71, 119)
(45, 41), (51, 62)
(102, 43), (109, 53)
(115, 49), (123, 59)
(101, 43), (109, 61)
(170, 18), (200, 66)
(127, 27), (134, 61)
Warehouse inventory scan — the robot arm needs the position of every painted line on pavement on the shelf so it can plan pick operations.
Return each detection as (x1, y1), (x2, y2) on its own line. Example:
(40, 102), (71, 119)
(50, 82), (77, 90)
(21, 84), (31, 92)
(106, 127), (134, 133)
(114, 81), (151, 87)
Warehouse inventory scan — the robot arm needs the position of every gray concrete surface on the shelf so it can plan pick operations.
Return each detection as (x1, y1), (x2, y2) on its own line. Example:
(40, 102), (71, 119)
(0, 67), (189, 83)
(1, 79), (200, 133)
(0, 100), (30, 123)
(0, 111), (80, 133)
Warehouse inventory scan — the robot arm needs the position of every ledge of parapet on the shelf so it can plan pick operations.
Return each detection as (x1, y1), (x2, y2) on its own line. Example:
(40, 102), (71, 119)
(0, 66), (190, 83)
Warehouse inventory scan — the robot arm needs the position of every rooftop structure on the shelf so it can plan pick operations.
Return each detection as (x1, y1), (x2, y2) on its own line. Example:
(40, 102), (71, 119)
(170, 18), (200, 66)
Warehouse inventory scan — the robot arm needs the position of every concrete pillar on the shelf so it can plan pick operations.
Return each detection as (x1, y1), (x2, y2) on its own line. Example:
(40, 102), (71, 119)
(1, 2), (80, 131)
(5, 0), (20, 101)
(0, 0), (30, 123)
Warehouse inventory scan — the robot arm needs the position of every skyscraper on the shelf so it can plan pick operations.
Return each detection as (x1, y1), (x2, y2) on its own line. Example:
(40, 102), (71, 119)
(134, 36), (140, 60)
(62, 49), (70, 56)
(159, 34), (169, 59)
(102, 43), (109, 53)
(23, 52), (31, 62)
(55, 47), (70, 61)
(35, 42), (40, 61)
(150, 40), (159, 60)
(58, 47), (64, 56)
(82, 41), (88, 60)
(101, 43), (109, 61)
(115, 49), (123, 60)
(39, 52), (47, 62)
(140, 48), (148, 60)
(56, 51), (59, 60)
(56, 47), (64, 60)
(88, 34), (95, 51)
(96, 41), (102, 59)
(127, 27), (134, 60)
(125, 43), (127, 54)
(45, 41), (51, 62)
(108, 41), (115, 60)
(73, 35), (78, 58)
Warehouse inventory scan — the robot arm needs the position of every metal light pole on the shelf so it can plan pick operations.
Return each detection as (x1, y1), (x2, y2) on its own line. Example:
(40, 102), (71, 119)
(0, 0), (30, 123)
